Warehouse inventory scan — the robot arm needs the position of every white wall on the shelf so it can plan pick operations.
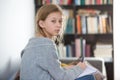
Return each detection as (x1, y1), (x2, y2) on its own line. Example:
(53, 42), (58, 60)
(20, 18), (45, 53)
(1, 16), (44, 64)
(0, 0), (35, 79)
(114, 0), (120, 80)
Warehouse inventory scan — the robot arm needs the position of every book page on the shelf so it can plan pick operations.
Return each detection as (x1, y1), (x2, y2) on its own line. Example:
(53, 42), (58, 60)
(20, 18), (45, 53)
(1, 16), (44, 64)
(78, 65), (97, 78)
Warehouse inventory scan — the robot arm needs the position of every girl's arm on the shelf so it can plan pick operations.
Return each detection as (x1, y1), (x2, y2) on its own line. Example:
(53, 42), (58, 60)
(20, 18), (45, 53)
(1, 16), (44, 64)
(36, 45), (86, 80)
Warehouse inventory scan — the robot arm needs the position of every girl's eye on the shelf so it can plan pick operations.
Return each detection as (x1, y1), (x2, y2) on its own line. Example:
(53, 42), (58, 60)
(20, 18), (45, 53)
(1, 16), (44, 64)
(51, 20), (56, 23)
(59, 20), (62, 24)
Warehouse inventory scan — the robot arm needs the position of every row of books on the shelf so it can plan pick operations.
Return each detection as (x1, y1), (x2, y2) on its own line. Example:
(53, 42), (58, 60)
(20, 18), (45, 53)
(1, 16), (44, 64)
(35, 0), (73, 5)
(76, 13), (112, 34)
(74, 0), (113, 5)
(63, 9), (112, 34)
(57, 38), (113, 59)
(57, 38), (91, 58)
(35, 0), (113, 5)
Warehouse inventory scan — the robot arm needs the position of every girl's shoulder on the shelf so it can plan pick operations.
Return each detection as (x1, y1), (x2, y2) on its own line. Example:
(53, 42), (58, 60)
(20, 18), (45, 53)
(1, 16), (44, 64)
(29, 37), (55, 45)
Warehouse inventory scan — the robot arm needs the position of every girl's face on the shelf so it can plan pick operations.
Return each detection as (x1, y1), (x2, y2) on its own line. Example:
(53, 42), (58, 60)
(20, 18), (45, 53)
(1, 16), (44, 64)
(39, 12), (63, 38)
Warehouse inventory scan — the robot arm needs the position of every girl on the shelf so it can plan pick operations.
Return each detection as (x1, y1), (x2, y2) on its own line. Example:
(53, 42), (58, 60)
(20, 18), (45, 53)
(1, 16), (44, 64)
(20, 4), (103, 80)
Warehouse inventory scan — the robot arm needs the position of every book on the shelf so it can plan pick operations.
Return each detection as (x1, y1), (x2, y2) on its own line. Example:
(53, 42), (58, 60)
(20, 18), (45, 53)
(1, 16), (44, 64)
(75, 38), (81, 57)
(94, 43), (112, 58)
(76, 15), (82, 34)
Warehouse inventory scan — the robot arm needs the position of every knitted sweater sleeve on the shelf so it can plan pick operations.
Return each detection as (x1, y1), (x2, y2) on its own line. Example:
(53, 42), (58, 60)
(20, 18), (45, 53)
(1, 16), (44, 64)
(36, 44), (84, 80)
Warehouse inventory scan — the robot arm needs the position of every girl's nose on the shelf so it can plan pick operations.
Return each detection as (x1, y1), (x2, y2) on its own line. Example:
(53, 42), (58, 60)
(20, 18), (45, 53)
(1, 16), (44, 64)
(57, 22), (62, 28)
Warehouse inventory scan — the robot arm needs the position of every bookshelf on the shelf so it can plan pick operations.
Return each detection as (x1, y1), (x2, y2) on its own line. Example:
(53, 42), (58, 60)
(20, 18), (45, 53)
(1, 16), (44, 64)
(34, 0), (113, 80)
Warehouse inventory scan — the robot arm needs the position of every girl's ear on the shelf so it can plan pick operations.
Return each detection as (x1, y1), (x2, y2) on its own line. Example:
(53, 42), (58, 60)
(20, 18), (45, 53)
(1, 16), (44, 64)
(38, 20), (44, 28)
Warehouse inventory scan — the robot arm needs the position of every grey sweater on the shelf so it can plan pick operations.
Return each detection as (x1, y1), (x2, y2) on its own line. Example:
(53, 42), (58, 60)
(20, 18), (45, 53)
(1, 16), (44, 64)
(20, 37), (84, 80)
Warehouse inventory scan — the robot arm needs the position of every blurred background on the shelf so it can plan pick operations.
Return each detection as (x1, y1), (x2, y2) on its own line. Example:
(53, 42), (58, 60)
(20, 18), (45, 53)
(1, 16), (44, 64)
(0, 0), (120, 80)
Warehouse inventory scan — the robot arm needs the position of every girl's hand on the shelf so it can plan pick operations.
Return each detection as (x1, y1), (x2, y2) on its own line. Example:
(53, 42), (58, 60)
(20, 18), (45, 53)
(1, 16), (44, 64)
(93, 71), (105, 80)
(77, 62), (87, 70)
